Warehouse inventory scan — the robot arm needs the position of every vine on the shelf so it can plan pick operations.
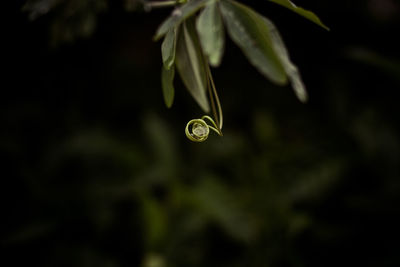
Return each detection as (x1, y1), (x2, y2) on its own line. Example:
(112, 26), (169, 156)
(151, 0), (328, 142)
(22, 0), (328, 143)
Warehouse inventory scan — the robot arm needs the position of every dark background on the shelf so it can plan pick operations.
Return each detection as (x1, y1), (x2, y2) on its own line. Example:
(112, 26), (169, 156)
(2, 0), (400, 266)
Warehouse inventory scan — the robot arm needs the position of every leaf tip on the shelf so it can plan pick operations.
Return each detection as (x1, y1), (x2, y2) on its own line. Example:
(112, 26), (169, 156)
(153, 33), (163, 42)
(297, 92), (308, 103)
(161, 65), (175, 108)
(199, 101), (210, 113)
(292, 81), (308, 103)
(321, 24), (330, 31)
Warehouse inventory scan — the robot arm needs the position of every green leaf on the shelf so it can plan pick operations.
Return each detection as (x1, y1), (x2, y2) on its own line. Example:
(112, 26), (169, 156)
(176, 20), (210, 112)
(154, 0), (210, 41)
(263, 17), (308, 102)
(161, 28), (177, 69)
(219, 0), (287, 85)
(161, 65), (175, 108)
(196, 0), (225, 67)
(266, 0), (329, 31)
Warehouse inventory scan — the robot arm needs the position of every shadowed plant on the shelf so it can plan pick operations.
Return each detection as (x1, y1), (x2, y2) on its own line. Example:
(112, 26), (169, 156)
(152, 0), (328, 141)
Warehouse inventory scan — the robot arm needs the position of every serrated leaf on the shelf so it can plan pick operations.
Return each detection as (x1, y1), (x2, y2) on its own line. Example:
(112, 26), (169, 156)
(266, 0), (329, 31)
(154, 0), (210, 41)
(219, 0), (287, 85)
(262, 17), (308, 102)
(196, 0), (225, 67)
(161, 65), (175, 108)
(161, 28), (177, 69)
(175, 21), (210, 112)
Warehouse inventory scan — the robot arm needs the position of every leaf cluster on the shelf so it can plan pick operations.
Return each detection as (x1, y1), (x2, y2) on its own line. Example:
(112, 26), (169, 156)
(157, 0), (329, 110)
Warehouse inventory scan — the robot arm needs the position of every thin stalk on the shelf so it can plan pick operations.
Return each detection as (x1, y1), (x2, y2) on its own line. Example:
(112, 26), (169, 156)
(144, 0), (186, 10)
(206, 69), (219, 129)
(200, 46), (223, 134)
(206, 65), (223, 131)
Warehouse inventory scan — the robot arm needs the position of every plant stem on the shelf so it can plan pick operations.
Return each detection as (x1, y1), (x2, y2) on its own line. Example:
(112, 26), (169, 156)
(144, 0), (185, 11)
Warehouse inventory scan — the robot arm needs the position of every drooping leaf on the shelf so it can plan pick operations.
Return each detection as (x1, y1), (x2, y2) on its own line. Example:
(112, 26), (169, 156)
(154, 0), (210, 41)
(175, 21), (210, 112)
(266, 0), (329, 31)
(263, 17), (308, 102)
(161, 28), (177, 70)
(161, 65), (175, 108)
(196, 0), (225, 67)
(219, 0), (287, 85)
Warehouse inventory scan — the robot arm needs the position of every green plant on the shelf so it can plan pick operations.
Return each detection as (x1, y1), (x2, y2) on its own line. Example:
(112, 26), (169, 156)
(151, 0), (328, 141)
(22, 0), (328, 142)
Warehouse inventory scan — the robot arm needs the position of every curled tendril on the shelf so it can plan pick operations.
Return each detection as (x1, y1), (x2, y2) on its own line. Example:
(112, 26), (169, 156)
(186, 41), (223, 142)
(185, 115), (223, 142)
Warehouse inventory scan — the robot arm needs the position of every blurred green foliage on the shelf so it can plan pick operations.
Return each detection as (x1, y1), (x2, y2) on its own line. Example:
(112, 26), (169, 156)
(3, 0), (400, 266)
(23, 0), (142, 44)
